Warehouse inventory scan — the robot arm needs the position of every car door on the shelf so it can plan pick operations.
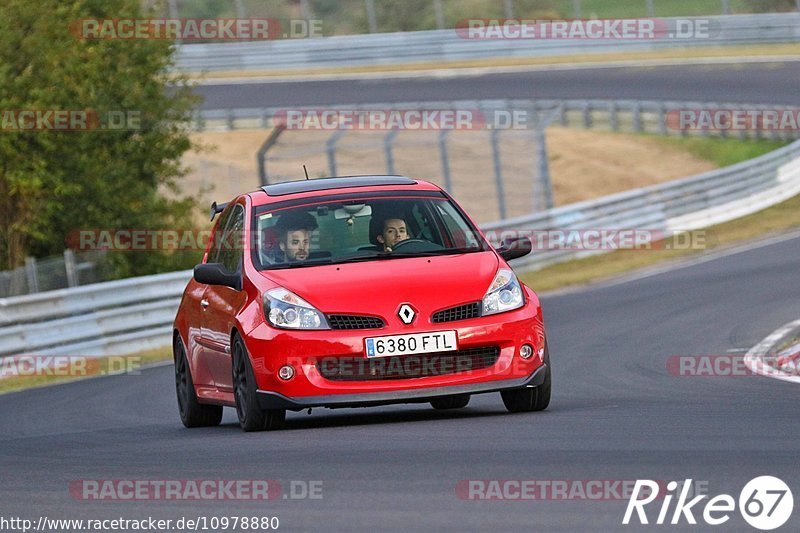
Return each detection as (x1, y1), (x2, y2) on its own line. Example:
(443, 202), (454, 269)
(200, 203), (247, 392)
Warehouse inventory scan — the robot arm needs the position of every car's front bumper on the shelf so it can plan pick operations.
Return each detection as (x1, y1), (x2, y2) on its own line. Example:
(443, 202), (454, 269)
(257, 363), (547, 410)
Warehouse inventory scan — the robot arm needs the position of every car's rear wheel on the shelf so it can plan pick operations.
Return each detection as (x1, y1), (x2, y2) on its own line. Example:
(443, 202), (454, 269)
(232, 334), (286, 432)
(501, 344), (551, 413)
(430, 394), (470, 410)
(174, 335), (223, 428)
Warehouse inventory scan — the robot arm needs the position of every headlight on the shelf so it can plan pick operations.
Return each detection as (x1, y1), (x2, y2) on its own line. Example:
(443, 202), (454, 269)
(264, 288), (330, 330)
(482, 268), (524, 316)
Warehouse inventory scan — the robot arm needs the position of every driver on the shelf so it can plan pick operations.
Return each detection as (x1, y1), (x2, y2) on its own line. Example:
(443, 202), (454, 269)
(376, 216), (409, 252)
(275, 210), (317, 262)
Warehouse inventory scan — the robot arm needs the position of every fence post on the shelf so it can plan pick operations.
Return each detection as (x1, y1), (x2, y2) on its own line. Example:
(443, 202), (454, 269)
(365, 0), (378, 33)
(300, 0), (312, 19)
(573, 0), (582, 19)
(25, 257), (39, 294)
(384, 129), (400, 174)
(434, 0), (445, 29)
(327, 130), (345, 175)
(582, 101), (592, 128)
(658, 103), (668, 136)
(490, 129), (507, 220)
(646, 0), (655, 17)
(721, 0), (730, 14)
(533, 124), (553, 211)
(439, 130), (452, 192)
(504, 0), (514, 19)
(64, 249), (78, 288)
(257, 124), (286, 186)
(234, 0), (245, 19)
(168, 0), (180, 43)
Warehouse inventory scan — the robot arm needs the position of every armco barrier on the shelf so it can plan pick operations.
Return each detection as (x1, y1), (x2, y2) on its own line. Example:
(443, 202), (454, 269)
(174, 14), (800, 73)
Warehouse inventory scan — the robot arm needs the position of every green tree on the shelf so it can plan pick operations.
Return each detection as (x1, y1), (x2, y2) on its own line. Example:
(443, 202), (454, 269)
(0, 0), (200, 276)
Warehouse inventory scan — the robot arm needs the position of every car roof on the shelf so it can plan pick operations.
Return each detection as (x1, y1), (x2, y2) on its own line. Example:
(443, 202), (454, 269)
(249, 175), (443, 205)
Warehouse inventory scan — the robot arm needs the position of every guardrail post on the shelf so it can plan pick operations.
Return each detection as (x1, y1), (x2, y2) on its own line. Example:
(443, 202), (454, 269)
(327, 130), (345, 175)
(490, 129), (507, 220)
(384, 129), (400, 174)
(658, 103), (668, 136)
(646, 0), (655, 17)
(365, 0), (378, 33)
(721, 0), (731, 15)
(439, 130), (453, 192)
(582, 102), (592, 129)
(168, 0), (180, 43)
(609, 101), (619, 131)
(234, 0), (245, 19)
(64, 249), (78, 288)
(226, 109), (235, 131)
(504, 0), (514, 18)
(632, 101), (643, 133)
(558, 101), (567, 127)
(24, 257), (39, 294)
(797, 0), (800, 12)
(434, 0), (445, 29)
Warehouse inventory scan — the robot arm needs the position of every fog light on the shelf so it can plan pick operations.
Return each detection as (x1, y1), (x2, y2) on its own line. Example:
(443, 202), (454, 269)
(278, 365), (295, 380)
(520, 344), (533, 360)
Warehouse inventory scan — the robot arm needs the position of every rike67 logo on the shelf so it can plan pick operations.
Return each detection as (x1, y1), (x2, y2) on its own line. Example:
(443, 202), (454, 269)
(623, 476), (793, 530)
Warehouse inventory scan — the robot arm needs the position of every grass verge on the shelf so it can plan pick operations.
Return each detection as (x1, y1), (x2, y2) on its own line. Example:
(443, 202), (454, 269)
(0, 347), (172, 395)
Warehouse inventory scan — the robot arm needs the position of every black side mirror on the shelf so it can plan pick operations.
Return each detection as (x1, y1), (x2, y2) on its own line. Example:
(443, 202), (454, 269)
(194, 263), (241, 291)
(496, 236), (532, 261)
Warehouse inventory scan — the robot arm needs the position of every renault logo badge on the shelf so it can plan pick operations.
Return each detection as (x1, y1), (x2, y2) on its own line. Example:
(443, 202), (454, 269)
(397, 304), (416, 325)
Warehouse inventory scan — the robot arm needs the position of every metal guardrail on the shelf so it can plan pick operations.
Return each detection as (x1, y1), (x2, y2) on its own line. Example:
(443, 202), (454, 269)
(2, 101), (799, 359)
(175, 13), (800, 73)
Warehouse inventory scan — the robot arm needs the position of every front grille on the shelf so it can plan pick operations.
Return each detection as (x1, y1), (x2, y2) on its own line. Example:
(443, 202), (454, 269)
(316, 346), (500, 381)
(431, 302), (481, 323)
(327, 314), (385, 330)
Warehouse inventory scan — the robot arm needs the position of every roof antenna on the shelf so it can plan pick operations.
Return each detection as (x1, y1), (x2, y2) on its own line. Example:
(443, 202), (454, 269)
(303, 165), (310, 180)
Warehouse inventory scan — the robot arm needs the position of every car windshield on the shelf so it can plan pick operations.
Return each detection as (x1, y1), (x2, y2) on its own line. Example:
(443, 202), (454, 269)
(252, 194), (487, 270)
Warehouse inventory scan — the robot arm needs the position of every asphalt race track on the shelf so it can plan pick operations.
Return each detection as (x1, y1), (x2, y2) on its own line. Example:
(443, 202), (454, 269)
(2, 232), (800, 531)
(196, 62), (800, 108)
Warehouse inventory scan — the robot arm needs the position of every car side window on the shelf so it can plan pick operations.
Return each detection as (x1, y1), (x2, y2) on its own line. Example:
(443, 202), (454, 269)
(216, 205), (245, 273)
(206, 206), (234, 264)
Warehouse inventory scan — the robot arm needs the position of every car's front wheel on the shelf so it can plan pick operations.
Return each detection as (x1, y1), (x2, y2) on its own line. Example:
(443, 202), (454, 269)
(232, 333), (286, 432)
(174, 335), (223, 428)
(501, 344), (551, 413)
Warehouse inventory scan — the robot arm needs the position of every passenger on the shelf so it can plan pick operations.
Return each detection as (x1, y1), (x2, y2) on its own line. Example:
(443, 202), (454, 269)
(275, 211), (317, 262)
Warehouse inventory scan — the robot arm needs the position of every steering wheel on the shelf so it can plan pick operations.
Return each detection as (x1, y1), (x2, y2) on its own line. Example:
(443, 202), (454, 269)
(390, 238), (444, 253)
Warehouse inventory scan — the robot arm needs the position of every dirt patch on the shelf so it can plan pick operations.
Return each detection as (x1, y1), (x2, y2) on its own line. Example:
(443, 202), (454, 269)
(182, 127), (716, 224)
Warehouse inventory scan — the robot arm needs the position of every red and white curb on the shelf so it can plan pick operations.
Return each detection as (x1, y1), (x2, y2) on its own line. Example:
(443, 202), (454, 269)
(744, 319), (800, 384)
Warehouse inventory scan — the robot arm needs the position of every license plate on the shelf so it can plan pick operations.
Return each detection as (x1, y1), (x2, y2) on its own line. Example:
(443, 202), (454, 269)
(364, 331), (458, 358)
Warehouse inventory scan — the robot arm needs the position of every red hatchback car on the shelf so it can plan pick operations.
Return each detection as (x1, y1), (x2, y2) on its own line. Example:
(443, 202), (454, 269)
(173, 176), (550, 431)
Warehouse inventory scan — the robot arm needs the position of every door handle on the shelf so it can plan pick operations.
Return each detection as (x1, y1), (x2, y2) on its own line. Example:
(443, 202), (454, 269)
(200, 299), (209, 309)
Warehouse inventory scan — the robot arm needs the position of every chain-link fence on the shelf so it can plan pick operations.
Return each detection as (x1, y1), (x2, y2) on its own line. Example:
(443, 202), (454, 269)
(146, 0), (800, 36)
(0, 250), (108, 298)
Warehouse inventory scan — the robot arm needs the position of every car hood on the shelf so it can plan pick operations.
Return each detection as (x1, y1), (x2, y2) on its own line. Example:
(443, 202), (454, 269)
(259, 251), (500, 319)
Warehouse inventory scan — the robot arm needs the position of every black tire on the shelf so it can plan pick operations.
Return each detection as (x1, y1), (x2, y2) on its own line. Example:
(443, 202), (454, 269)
(232, 334), (286, 432)
(501, 345), (551, 413)
(430, 394), (470, 410)
(174, 335), (223, 428)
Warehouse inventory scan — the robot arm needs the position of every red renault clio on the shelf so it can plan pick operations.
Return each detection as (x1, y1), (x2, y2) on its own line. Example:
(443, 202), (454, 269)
(173, 176), (550, 431)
